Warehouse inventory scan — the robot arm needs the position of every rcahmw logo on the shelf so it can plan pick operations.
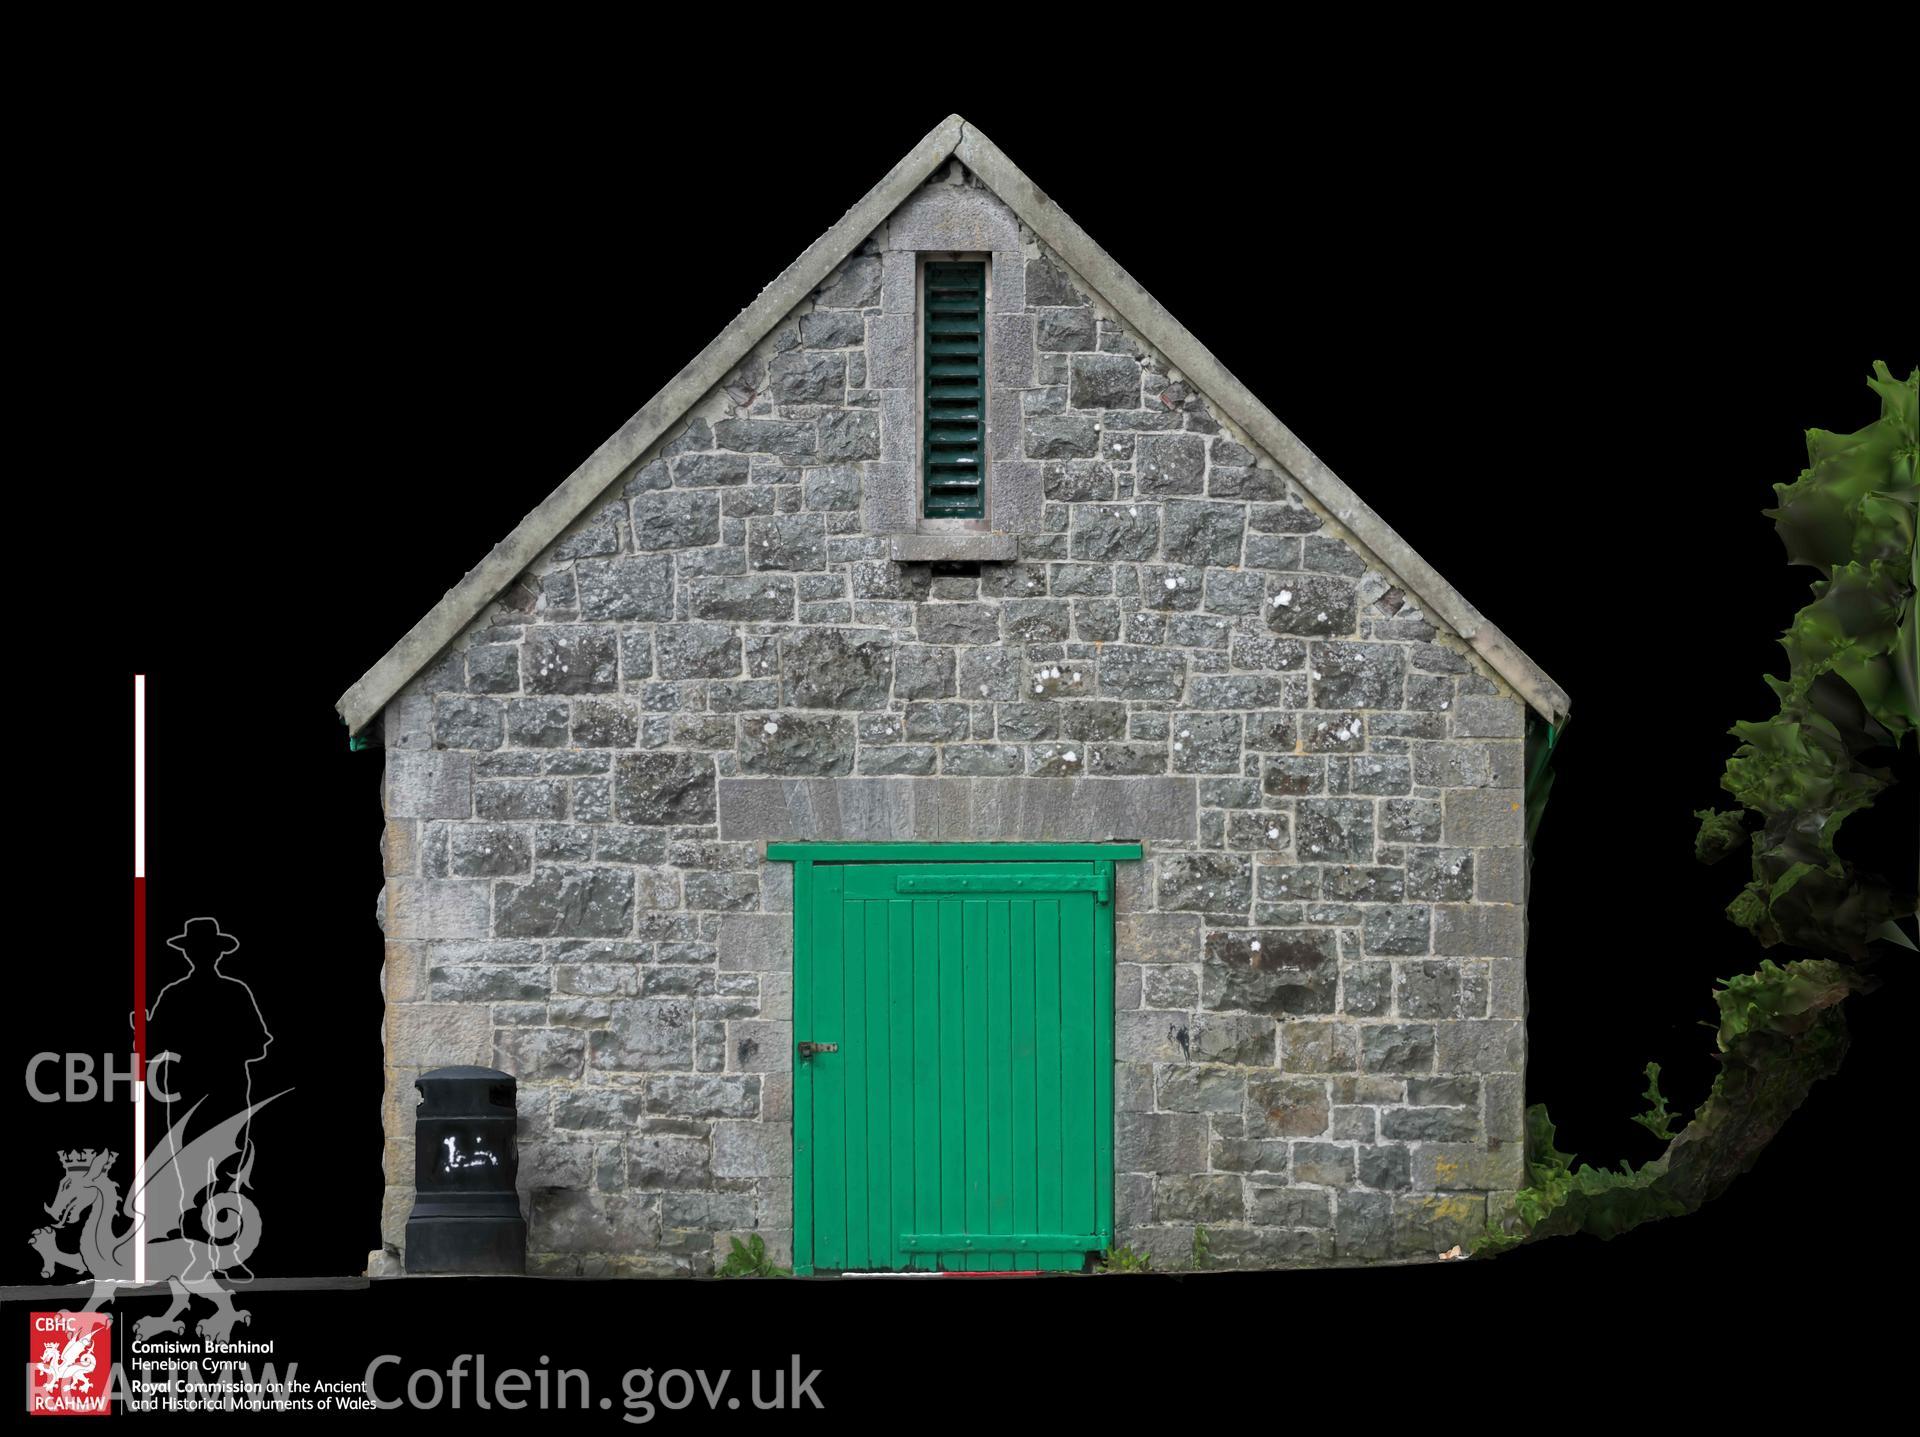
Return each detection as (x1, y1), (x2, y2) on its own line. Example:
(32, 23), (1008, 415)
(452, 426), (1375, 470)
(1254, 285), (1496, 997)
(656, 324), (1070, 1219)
(28, 1311), (111, 1415)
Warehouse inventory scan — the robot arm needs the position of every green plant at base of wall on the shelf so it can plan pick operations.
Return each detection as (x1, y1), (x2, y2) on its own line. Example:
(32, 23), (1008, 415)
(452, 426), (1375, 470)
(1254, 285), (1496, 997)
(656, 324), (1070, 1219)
(1476, 363), (1917, 1255)
(715, 1234), (791, 1278)
(1191, 1225), (1212, 1269)
(1095, 1244), (1153, 1273)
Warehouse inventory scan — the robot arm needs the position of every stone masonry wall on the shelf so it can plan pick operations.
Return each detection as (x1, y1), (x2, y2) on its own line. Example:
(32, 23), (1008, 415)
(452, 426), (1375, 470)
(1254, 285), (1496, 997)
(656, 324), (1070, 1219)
(372, 165), (1532, 1275)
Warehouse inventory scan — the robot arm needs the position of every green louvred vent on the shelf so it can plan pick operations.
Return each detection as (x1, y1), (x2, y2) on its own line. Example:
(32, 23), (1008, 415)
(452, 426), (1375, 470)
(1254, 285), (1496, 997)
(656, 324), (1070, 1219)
(922, 261), (987, 518)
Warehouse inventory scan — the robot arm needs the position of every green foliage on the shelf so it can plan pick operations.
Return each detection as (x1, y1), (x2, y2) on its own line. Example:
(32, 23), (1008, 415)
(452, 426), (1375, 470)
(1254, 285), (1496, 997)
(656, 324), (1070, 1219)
(1692, 808), (1749, 865)
(1470, 1106), (1688, 1255)
(1711, 957), (1861, 1052)
(1476, 365), (1915, 1257)
(1191, 1225), (1212, 1269)
(1714, 361), (1918, 958)
(1630, 1062), (1679, 1141)
(715, 1233), (790, 1278)
(1096, 1244), (1153, 1273)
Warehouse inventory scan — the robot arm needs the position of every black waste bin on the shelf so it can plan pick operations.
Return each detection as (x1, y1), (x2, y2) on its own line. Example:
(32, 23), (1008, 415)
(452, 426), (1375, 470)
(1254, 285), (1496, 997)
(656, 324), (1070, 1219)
(404, 1065), (527, 1274)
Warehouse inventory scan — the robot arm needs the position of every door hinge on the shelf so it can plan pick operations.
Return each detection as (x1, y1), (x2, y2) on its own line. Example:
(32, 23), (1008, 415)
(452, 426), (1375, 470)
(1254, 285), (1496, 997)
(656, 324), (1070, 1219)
(796, 1041), (839, 1058)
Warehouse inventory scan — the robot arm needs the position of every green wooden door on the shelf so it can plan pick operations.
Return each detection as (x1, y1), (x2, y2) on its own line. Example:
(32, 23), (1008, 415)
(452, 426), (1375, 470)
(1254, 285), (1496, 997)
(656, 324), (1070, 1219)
(774, 843), (1137, 1275)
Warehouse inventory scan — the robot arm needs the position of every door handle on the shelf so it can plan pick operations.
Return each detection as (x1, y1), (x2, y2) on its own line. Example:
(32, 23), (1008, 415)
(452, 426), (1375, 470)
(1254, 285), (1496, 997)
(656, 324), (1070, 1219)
(797, 1042), (839, 1058)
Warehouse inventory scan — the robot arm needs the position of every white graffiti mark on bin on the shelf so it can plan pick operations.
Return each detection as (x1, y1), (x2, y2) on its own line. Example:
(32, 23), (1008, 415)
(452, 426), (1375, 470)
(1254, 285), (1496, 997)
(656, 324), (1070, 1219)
(441, 1135), (501, 1171)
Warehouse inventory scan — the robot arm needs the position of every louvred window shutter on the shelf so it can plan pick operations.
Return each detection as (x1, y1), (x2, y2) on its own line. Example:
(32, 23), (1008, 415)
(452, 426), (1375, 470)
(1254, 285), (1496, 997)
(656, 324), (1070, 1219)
(922, 261), (987, 518)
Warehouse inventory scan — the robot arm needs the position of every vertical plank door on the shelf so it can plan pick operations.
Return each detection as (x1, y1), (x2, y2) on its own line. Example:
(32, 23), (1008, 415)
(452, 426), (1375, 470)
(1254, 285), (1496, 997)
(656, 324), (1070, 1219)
(792, 858), (1115, 1274)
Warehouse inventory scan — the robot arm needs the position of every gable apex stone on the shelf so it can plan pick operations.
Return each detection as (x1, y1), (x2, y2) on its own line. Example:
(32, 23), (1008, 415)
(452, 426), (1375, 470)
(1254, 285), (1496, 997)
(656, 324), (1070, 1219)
(883, 181), (1022, 252)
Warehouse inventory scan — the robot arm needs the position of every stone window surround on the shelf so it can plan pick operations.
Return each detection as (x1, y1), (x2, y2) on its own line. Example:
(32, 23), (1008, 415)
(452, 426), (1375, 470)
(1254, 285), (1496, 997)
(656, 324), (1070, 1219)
(876, 178), (1021, 565)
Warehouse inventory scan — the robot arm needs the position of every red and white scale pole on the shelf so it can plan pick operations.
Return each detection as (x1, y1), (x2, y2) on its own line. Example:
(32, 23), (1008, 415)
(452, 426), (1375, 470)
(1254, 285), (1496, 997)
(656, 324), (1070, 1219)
(132, 675), (147, 1285)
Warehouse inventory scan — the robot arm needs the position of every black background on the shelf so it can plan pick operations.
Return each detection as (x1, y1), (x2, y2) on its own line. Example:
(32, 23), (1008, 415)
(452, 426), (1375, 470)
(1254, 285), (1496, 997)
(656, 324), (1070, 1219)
(13, 83), (1916, 1416)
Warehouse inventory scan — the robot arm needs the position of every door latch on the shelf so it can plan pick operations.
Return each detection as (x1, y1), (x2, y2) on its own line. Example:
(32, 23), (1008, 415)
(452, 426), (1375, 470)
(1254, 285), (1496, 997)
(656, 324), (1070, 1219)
(796, 1042), (839, 1058)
